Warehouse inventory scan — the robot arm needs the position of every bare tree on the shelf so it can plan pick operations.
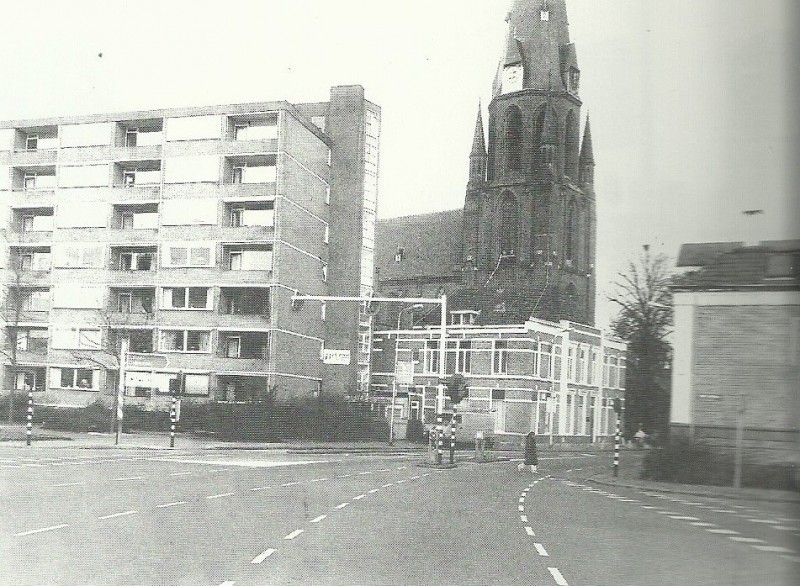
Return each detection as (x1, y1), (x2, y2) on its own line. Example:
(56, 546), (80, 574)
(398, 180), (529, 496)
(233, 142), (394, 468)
(0, 258), (27, 423)
(609, 245), (674, 438)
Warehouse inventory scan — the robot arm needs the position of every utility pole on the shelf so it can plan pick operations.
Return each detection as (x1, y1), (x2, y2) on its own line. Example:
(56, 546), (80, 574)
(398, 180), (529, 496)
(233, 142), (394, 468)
(115, 337), (129, 446)
(733, 394), (746, 489)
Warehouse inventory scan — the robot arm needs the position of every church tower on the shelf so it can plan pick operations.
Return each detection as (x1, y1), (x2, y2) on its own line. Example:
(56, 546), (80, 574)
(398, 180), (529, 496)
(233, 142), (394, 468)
(462, 0), (596, 325)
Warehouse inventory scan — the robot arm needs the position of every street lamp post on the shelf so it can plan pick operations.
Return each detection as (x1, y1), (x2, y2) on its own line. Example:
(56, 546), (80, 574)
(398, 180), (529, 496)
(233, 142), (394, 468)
(389, 304), (424, 445)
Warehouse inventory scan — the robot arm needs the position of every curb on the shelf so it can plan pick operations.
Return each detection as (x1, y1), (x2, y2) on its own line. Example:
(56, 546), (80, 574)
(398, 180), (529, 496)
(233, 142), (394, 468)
(587, 476), (800, 504)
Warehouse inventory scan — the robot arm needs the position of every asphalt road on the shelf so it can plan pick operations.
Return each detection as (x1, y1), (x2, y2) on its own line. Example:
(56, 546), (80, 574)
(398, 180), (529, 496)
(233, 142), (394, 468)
(0, 446), (797, 585)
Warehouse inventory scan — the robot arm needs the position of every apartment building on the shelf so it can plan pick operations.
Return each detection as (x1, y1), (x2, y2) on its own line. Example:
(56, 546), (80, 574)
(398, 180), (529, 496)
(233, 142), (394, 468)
(371, 317), (626, 443)
(0, 85), (379, 408)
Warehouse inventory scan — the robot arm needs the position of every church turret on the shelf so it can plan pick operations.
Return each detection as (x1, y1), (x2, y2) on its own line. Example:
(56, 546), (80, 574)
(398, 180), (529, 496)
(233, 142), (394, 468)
(469, 105), (487, 185)
(579, 116), (594, 185)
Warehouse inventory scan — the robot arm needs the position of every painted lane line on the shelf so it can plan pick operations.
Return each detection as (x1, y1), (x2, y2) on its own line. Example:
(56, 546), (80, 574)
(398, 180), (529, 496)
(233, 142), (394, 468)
(616, 499), (640, 503)
(310, 478), (327, 483)
(396, 479), (408, 484)
(729, 537), (765, 543)
(339, 474), (354, 478)
(251, 549), (277, 564)
(156, 501), (187, 509)
(690, 522), (717, 527)
(641, 506), (657, 509)
(281, 482), (300, 487)
(779, 555), (800, 563)
(748, 519), (780, 524)
(707, 529), (740, 535)
(773, 526), (799, 531)
(15, 524), (69, 537)
(519, 497), (526, 503)
(534, 543), (549, 556)
(410, 475), (421, 480)
(335, 503), (349, 509)
(377, 468), (392, 472)
(525, 526), (536, 537)
(368, 489), (380, 494)
(170, 472), (192, 477)
(521, 515), (528, 522)
(668, 516), (700, 521)
(518, 505), (525, 512)
(113, 476), (144, 482)
(752, 545), (795, 553)
(656, 511), (679, 515)
(219, 581), (236, 585)
(251, 486), (272, 491)
(98, 510), (137, 520)
(207, 492), (235, 500)
(284, 529), (304, 540)
(548, 567), (569, 586)
(711, 509), (737, 514)
(422, 473), (431, 477)
(358, 471), (373, 475)
(311, 515), (327, 524)
(353, 494), (366, 500)
(53, 482), (83, 488)
(397, 466), (407, 470)
(382, 483), (393, 488)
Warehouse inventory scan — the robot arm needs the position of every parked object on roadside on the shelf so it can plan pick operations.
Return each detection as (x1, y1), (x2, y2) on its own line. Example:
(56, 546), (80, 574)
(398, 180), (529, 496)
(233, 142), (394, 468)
(518, 431), (538, 473)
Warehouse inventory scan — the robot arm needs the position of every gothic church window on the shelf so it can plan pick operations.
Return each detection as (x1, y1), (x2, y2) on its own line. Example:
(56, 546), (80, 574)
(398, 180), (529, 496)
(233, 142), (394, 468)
(564, 110), (579, 179)
(500, 192), (518, 259)
(532, 106), (546, 170)
(565, 201), (578, 262)
(504, 106), (523, 172)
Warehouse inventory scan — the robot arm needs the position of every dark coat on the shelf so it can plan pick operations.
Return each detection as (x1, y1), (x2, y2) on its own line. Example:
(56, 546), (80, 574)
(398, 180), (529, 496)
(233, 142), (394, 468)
(524, 432), (538, 465)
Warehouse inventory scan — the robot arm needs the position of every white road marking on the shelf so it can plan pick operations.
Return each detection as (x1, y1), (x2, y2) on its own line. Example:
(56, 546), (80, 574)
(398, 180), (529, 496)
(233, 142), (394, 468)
(251, 486), (272, 491)
(170, 472), (192, 477)
(358, 471), (373, 475)
(520, 515), (528, 522)
(548, 567), (569, 585)
(281, 482), (300, 487)
(690, 522), (717, 527)
(396, 479), (408, 484)
(113, 476), (143, 482)
(668, 516), (700, 521)
(410, 475), (421, 480)
(657, 511), (679, 515)
(369, 489), (380, 494)
(284, 529), (304, 540)
(534, 543), (549, 556)
(616, 499), (639, 503)
(779, 554), (800, 563)
(156, 501), (187, 509)
(353, 494), (366, 500)
(53, 482), (83, 487)
(752, 545), (795, 553)
(251, 549), (277, 564)
(98, 510), (137, 520)
(310, 478), (327, 483)
(525, 526), (535, 536)
(382, 483), (393, 488)
(641, 506), (657, 509)
(773, 526), (799, 531)
(748, 519), (780, 524)
(207, 493), (235, 500)
(579, 453), (596, 457)
(335, 503), (349, 509)
(422, 473), (431, 477)
(518, 505), (525, 512)
(15, 524), (69, 537)
(712, 509), (737, 514)
(707, 529), (740, 535)
(311, 515), (327, 523)
(519, 497), (525, 503)
(340, 474), (354, 478)
(729, 537), (765, 543)
(397, 466), (407, 470)
(150, 458), (337, 468)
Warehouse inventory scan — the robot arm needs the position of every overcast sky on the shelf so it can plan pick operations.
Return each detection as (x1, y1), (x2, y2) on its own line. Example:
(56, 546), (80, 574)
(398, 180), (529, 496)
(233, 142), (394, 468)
(1, 0), (797, 327)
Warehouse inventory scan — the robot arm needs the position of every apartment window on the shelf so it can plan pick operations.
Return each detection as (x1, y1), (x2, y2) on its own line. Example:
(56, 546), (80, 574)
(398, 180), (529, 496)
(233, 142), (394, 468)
(226, 248), (272, 271)
(230, 207), (244, 227)
(125, 129), (138, 147)
(424, 340), (440, 374)
(539, 343), (552, 379)
(54, 368), (95, 390)
(120, 213), (134, 230)
(321, 301), (327, 322)
(492, 340), (509, 374)
(123, 170), (136, 186)
(21, 216), (34, 232)
(51, 327), (102, 350)
(19, 254), (32, 271)
(117, 292), (133, 313)
(226, 336), (241, 358)
(24, 174), (37, 190)
(162, 287), (210, 310)
(588, 349), (597, 385)
(456, 340), (471, 374)
(120, 252), (154, 271)
(163, 243), (214, 268)
(567, 347), (575, 381)
(221, 288), (269, 316)
(15, 329), (48, 352)
(234, 125), (248, 140)
(159, 330), (210, 353)
(232, 166), (244, 184)
(26, 135), (38, 151)
(394, 247), (405, 262)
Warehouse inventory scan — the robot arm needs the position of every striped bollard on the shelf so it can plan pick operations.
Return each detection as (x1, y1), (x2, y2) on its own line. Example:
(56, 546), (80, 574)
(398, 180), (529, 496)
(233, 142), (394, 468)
(613, 414), (620, 477)
(449, 407), (457, 464)
(436, 413), (443, 465)
(169, 397), (177, 448)
(26, 391), (33, 446)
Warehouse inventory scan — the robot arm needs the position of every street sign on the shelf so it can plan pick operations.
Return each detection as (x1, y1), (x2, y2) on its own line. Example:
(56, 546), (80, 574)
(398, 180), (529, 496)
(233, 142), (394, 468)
(127, 352), (169, 369)
(125, 371), (154, 388)
(322, 349), (351, 365)
(395, 361), (415, 385)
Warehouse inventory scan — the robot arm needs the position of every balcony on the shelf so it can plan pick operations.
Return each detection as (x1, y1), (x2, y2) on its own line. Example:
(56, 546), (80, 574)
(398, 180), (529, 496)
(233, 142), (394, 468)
(111, 184), (161, 201)
(220, 181), (277, 199)
(10, 148), (57, 166)
(212, 356), (269, 373)
(6, 230), (53, 245)
(14, 310), (50, 324)
(111, 144), (162, 162)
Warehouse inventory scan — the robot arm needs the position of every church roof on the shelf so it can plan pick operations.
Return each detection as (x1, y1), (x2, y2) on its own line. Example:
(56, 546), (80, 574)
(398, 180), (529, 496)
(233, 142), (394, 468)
(375, 210), (463, 283)
(470, 106), (486, 156)
(579, 116), (594, 163)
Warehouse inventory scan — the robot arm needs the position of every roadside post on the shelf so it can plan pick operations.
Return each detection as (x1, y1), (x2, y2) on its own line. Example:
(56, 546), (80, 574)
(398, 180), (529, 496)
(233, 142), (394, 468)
(475, 430), (484, 459)
(26, 390), (33, 446)
(170, 396), (177, 448)
(449, 406), (457, 464)
(613, 398), (623, 477)
(436, 410), (444, 465)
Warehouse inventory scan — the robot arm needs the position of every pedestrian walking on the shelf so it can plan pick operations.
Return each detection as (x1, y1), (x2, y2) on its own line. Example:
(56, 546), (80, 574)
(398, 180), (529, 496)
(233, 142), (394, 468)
(518, 431), (538, 473)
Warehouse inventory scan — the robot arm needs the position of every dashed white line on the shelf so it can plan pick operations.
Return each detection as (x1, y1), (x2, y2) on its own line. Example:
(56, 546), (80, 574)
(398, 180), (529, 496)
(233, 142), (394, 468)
(281, 482), (300, 487)
(170, 472), (192, 477)
(520, 515), (528, 523)
(381, 483), (393, 488)
(712, 509), (737, 514)
(668, 516), (700, 521)
(779, 554), (800, 563)
(15, 524), (69, 537)
(690, 522), (717, 527)
(707, 529), (740, 535)
(113, 476), (144, 482)
(752, 545), (795, 553)
(396, 479), (408, 484)
(548, 567), (569, 585)
(335, 503), (349, 509)
(748, 519), (780, 524)
(729, 537), (765, 543)
(207, 492), (235, 500)
(353, 494), (366, 500)
(156, 501), (187, 509)
(368, 489), (380, 494)
(358, 471), (373, 475)
(251, 548), (277, 564)
(98, 510), (137, 520)
(410, 475), (421, 480)
(518, 505), (525, 512)
(251, 486), (272, 491)
(534, 543), (549, 556)
(310, 478), (327, 483)
(525, 526), (535, 537)
(284, 529), (304, 540)
(53, 482), (83, 488)
(218, 581), (236, 586)
(311, 515), (327, 523)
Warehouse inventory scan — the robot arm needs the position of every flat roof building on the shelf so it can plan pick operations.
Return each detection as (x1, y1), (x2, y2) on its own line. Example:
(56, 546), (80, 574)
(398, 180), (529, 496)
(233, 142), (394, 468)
(0, 85), (379, 409)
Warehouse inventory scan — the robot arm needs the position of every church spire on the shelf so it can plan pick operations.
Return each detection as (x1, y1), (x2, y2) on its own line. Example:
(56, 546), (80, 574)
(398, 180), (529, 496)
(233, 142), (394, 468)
(579, 115), (594, 184)
(469, 103), (487, 185)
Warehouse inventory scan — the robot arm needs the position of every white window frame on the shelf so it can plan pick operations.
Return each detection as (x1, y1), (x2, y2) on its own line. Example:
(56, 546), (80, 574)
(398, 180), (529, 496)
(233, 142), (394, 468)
(492, 340), (508, 374)
(161, 287), (212, 310)
(158, 329), (212, 354)
(26, 134), (38, 151)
